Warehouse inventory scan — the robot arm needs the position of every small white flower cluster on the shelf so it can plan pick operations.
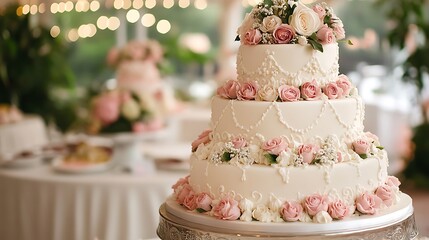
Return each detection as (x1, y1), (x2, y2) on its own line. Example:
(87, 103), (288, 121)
(316, 136), (341, 165)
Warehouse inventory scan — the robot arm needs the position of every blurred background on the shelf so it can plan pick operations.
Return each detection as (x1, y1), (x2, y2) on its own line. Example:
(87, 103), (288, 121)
(0, 0), (429, 239)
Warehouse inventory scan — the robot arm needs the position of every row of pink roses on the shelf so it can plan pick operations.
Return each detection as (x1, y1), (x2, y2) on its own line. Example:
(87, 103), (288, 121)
(172, 175), (401, 221)
(216, 75), (352, 102)
(191, 129), (381, 164)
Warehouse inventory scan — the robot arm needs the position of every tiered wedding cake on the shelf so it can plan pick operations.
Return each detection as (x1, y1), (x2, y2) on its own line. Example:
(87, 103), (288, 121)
(160, 0), (416, 238)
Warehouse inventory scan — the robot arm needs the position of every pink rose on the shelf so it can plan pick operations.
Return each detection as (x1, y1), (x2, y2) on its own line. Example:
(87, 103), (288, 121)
(375, 185), (394, 207)
(328, 199), (350, 220)
(304, 194), (329, 216)
(385, 176), (401, 188)
(176, 184), (192, 205)
(172, 175), (190, 193)
(337, 152), (343, 163)
(298, 144), (319, 164)
(336, 74), (352, 97)
(333, 25), (346, 41)
(132, 122), (147, 133)
(323, 82), (343, 100)
(356, 192), (382, 215)
(352, 139), (370, 155)
(92, 92), (120, 125)
(244, 29), (262, 45)
(301, 80), (322, 101)
(278, 85), (300, 102)
(273, 24), (296, 44)
(280, 201), (303, 222)
(183, 192), (198, 210)
(262, 137), (288, 155)
(312, 4), (326, 20)
(237, 81), (258, 101)
(317, 25), (336, 45)
(191, 129), (212, 152)
(212, 197), (241, 220)
(195, 193), (213, 212)
(232, 136), (248, 149)
(217, 80), (240, 99)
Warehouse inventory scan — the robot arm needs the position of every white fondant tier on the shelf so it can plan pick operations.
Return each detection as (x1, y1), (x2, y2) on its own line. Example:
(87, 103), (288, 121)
(116, 60), (161, 93)
(210, 96), (364, 144)
(236, 43), (339, 88)
(0, 116), (48, 155)
(189, 153), (389, 206)
(164, 193), (413, 235)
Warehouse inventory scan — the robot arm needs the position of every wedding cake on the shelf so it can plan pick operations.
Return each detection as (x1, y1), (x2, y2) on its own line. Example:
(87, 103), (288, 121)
(160, 0), (415, 237)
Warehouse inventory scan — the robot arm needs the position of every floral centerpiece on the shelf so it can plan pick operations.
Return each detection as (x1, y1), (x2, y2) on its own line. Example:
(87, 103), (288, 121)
(107, 40), (164, 69)
(88, 89), (163, 134)
(236, 0), (350, 51)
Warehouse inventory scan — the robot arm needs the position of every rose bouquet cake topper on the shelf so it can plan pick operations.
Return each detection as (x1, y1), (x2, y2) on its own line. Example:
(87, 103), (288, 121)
(236, 0), (351, 51)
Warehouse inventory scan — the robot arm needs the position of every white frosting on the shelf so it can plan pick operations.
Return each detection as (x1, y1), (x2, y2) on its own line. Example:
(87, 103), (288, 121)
(236, 44), (339, 88)
(211, 96), (364, 145)
(313, 211), (333, 223)
(189, 154), (389, 206)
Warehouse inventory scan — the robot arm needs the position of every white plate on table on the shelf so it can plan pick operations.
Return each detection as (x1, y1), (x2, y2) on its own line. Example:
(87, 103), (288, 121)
(0, 154), (44, 169)
(51, 157), (113, 174)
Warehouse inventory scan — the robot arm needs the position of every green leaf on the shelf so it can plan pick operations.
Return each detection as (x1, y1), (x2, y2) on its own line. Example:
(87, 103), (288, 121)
(359, 154), (368, 159)
(347, 39), (354, 45)
(376, 146), (385, 150)
(308, 39), (324, 52)
(264, 153), (278, 165)
(221, 152), (232, 162)
(263, 0), (274, 7)
(196, 208), (206, 213)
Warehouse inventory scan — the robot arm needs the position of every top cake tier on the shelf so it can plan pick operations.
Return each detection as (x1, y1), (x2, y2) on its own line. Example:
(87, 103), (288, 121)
(236, 43), (339, 88)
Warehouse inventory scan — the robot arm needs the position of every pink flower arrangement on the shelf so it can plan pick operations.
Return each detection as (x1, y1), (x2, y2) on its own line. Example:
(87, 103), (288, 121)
(323, 82), (343, 100)
(280, 201), (303, 222)
(107, 40), (164, 68)
(375, 185), (394, 207)
(262, 137), (289, 155)
(328, 200), (350, 220)
(236, 1), (347, 51)
(301, 80), (322, 101)
(217, 80), (240, 99)
(304, 194), (329, 216)
(191, 129), (212, 152)
(278, 85), (301, 102)
(176, 184), (193, 205)
(355, 192), (382, 215)
(172, 175), (190, 193)
(212, 197), (241, 220)
(237, 81), (259, 100)
(298, 144), (319, 164)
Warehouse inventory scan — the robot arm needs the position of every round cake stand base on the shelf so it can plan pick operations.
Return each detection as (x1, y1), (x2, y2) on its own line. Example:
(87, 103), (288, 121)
(156, 204), (420, 240)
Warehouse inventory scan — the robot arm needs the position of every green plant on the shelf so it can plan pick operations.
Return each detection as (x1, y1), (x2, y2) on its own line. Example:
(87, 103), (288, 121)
(0, 3), (77, 131)
(375, 0), (429, 91)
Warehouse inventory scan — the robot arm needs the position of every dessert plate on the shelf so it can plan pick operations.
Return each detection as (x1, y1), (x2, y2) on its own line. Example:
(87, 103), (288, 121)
(51, 157), (113, 174)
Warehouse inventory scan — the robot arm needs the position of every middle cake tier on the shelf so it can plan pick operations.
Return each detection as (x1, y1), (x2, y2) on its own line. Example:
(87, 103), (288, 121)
(211, 96), (365, 145)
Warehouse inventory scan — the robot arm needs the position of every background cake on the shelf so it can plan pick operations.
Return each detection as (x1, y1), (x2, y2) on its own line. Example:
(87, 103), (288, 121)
(165, 0), (411, 228)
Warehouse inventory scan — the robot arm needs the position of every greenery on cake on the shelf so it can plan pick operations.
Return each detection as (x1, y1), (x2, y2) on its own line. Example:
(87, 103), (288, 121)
(236, 0), (351, 52)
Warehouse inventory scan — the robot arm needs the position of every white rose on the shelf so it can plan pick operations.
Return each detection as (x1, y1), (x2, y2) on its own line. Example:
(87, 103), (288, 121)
(257, 85), (279, 102)
(290, 2), (322, 37)
(260, 15), (282, 33)
(297, 36), (308, 45)
(268, 195), (283, 212)
(313, 211), (333, 223)
(239, 198), (254, 222)
(276, 151), (293, 166)
(237, 9), (257, 42)
(252, 205), (273, 223)
(121, 99), (140, 120)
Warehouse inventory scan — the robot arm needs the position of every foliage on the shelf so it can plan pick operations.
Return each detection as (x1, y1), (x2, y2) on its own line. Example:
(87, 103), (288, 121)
(0, 3), (78, 132)
(375, 0), (429, 91)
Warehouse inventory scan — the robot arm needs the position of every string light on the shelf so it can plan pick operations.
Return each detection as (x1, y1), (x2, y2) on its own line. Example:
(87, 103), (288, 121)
(90, 1), (100, 11)
(123, 0), (132, 9)
(133, 0), (144, 9)
(156, 19), (171, 34)
(50, 26), (61, 38)
(97, 16), (109, 30)
(145, 0), (156, 9)
(194, 0), (207, 10)
(178, 0), (190, 8)
(141, 13), (156, 27)
(38, 3), (46, 14)
(126, 9), (140, 23)
(107, 16), (120, 30)
(68, 28), (79, 42)
(22, 4), (30, 14)
(30, 4), (38, 14)
(163, 0), (174, 9)
(65, 1), (73, 12)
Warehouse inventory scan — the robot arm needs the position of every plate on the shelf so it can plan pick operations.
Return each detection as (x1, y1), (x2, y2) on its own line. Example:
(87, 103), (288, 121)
(51, 157), (113, 174)
(143, 142), (191, 161)
(0, 154), (44, 168)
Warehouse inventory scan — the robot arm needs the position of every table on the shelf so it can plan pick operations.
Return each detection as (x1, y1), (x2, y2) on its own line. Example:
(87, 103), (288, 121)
(0, 165), (186, 240)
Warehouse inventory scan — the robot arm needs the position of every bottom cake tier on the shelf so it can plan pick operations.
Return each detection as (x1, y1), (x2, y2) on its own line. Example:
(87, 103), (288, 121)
(158, 193), (418, 239)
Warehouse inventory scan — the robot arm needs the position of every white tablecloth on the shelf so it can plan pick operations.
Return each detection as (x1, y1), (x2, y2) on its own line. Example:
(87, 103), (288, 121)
(0, 166), (186, 240)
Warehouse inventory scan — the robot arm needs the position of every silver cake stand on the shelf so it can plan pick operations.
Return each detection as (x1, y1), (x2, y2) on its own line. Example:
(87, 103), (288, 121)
(157, 204), (419, 240)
